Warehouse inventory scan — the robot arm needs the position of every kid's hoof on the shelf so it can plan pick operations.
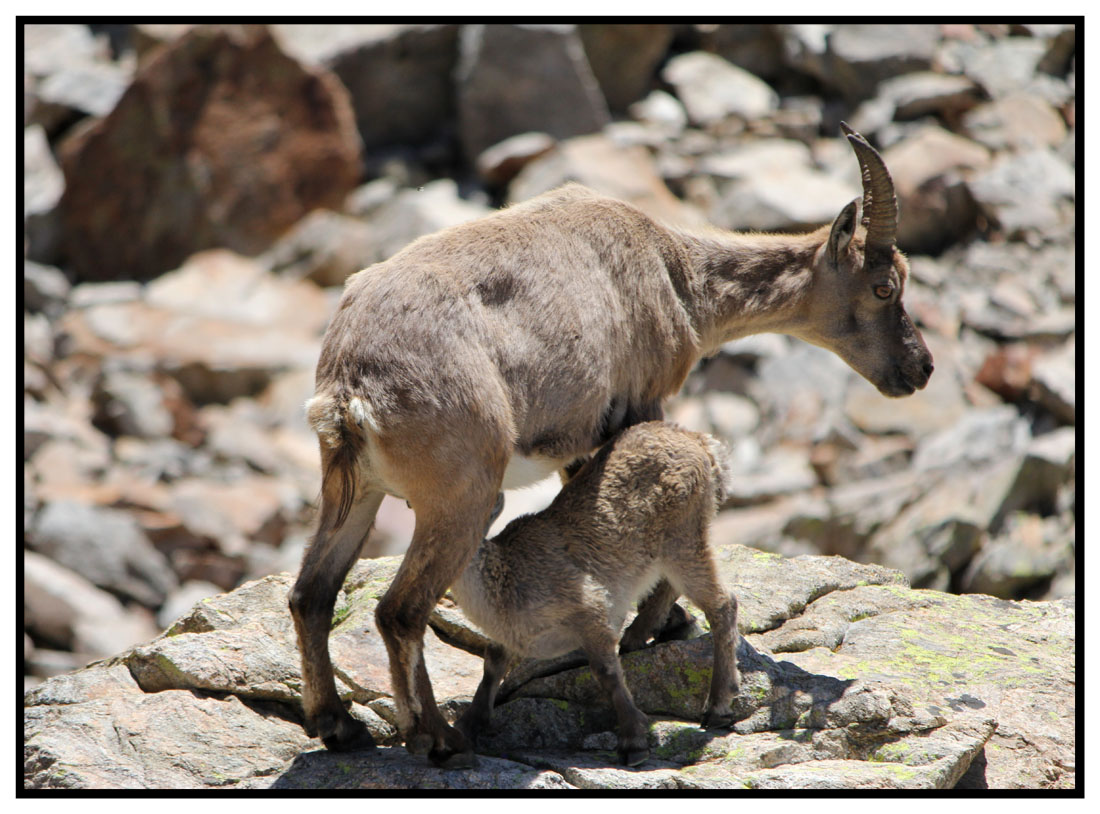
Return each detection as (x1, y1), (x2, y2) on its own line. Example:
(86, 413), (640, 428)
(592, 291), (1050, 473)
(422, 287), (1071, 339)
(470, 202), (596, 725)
(700, 709), (735, 730)
(654, 604), (704, 643)
(406, 733), (434, 755)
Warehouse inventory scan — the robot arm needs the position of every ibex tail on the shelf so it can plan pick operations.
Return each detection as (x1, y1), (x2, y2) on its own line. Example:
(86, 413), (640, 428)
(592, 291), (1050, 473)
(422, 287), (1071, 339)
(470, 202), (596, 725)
(704, 435), (735, 511)
(306, 392), (376, 531)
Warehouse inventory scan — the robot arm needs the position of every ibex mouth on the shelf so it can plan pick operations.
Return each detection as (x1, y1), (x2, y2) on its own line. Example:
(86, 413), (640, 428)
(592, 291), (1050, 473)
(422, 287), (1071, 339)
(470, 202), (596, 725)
(880, 364), (931, 398)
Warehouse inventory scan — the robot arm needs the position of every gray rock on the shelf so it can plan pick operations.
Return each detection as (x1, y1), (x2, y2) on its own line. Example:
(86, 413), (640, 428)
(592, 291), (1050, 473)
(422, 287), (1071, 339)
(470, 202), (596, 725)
(273, 24), (458, 152)
(24, 23), (111, 79)
(263, 746), (574, 790)
(700, 23), (786, 82)
(456, 24), (609, 163)
(960, 512), (1072, 598)
(629, 90), (688, 136)
(968, 148), (1075, 237)
(711, 158), (858, 233)
(91, 367), (175, 439)
(878, 71), (983, 120)
(508, 134), (704, 228)
(23, 551), (160, 659)
(23, 125), (63, 218)
(260, 209), (373, 288)
(802, 24), (939, 102)
(25, 668), (314, 789)
(951, 36), (1047, 100)
(963, 92), (1068, 151)
(59, 250), (330, 405)
(911, 405), (1031, 473)
(155, 580), (223, 630)
(662, 51), (779, 125)
(28, 500), (178, 607)
(577, 24), (673, 112)
(1030, 340), (1075, 424)
(23, 544), (1074, 789)
(882, 125), (991, 254)
(23, 260), (71, 317)
(475, 132), (557, 188)
(367, 180), (492, 263)
(27, 61), (129, 134)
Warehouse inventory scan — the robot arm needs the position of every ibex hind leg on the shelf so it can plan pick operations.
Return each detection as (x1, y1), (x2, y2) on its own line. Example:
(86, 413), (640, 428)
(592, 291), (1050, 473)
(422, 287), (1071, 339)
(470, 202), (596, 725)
(579, 621), (650, 767)
(375, 482), (502, 768)
(289, 489), (384, 751)
(620, 578), (679, 653)
(455, 642), (510, 745)
(670, 555), (740, 729)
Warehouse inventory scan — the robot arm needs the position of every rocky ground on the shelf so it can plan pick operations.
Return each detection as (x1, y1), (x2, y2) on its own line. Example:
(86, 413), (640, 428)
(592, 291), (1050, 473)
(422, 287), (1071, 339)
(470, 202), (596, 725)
(23, 22), (1075, 787)
(24, 546), (1075, 789)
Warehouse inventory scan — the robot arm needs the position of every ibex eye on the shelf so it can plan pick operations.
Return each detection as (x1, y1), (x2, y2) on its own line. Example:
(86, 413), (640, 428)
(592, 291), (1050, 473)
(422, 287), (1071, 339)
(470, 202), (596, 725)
(874, 285), (893, 300)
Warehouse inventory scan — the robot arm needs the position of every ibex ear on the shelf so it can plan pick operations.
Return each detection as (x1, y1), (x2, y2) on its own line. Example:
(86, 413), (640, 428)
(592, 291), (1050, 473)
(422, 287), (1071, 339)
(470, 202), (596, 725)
(827, 198), (860, 268)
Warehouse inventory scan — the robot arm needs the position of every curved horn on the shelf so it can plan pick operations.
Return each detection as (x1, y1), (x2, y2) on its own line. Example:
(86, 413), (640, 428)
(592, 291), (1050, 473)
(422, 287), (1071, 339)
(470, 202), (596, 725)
(840, 123), (898, 262)
(840, 122), (873, 228)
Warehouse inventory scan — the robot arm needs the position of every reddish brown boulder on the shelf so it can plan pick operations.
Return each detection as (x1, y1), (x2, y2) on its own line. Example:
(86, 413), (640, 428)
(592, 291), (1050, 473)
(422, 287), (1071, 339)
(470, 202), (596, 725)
(58, 24), (362, 282)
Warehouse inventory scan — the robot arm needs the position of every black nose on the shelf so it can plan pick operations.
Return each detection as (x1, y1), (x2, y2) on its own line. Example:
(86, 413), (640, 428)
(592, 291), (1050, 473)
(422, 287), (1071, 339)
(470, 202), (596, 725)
(922, 360), (934, 379)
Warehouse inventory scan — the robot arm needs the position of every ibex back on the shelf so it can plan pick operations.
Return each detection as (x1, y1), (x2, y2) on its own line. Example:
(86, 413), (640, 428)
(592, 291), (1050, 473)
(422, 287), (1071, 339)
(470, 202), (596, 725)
(289, 125), (933, 766)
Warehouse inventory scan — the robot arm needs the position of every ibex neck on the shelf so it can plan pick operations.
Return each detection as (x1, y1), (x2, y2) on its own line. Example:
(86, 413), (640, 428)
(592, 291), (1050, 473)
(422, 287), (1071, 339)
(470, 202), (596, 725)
(674, 227), (823, 353)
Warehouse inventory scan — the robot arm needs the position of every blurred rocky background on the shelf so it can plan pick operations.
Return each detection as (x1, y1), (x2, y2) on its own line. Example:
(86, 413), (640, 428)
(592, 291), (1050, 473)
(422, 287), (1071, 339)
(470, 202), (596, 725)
(23, 22), (1075, 698)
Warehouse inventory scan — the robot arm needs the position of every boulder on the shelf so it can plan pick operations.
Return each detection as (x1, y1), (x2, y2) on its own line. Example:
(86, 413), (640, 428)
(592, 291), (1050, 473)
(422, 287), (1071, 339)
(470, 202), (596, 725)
(475, 132), (557, 188)
(23, 260), (71, 318)
(366, 180), (493, 263)
(576, 24), (673, 112)
(788, 24), (939, 102)
(25, 61), (129, 137)
(27, 500), (178, 608)
(23, 544), (1074, 789)
(1029, 339), (1075, 425)
(508, 134), (705, 227)
(260, 209), (373, 288)
(877, 71), (983, 121)
(963, 92), (1068, 151)
(23, 551), (160, 661)
(704, 139), (858, 232)
(23, 124), (65, 263)
(881, 126), (991, 254)
(456, 24), (610, 163)
(272, 24), (459, 153)
(58, 250), (330, 404)
(662, 51), (779, 126)
(967, 148), (1075, 238)
(58, 24), (362, 282)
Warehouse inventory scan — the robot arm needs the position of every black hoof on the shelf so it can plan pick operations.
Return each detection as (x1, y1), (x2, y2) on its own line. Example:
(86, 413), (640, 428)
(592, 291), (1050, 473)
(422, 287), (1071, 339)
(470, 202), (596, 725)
(620, 747), (650, 767)
(320, 717), (376, 752)
(700, 709), (735, 730)
(406, 733), (433, 755)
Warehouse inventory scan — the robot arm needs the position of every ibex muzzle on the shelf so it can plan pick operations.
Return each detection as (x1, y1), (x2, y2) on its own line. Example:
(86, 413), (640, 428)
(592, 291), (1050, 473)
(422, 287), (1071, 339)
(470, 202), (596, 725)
(289, 126), (933, 767)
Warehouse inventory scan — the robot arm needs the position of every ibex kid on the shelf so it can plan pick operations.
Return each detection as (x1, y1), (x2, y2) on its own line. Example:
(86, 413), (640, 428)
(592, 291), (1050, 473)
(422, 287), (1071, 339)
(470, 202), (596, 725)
(451, 421), (738, 767)
(289, 125), (933, 766)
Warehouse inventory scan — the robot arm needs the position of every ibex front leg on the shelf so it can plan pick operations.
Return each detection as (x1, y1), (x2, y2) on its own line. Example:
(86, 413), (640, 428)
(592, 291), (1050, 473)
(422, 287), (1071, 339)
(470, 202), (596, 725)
(289, 490), (384, 751)
(375, 481), (502, 768)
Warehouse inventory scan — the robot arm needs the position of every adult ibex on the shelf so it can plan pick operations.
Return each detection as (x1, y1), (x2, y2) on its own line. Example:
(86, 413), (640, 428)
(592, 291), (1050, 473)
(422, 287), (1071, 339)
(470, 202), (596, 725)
(289, 124), (933, 766)
(451, 421), (738, 767)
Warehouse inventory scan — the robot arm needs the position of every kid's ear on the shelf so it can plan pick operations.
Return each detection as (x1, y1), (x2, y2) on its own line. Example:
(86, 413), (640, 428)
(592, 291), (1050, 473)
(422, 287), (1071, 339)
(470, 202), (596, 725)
(827, 198), (859, 268)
